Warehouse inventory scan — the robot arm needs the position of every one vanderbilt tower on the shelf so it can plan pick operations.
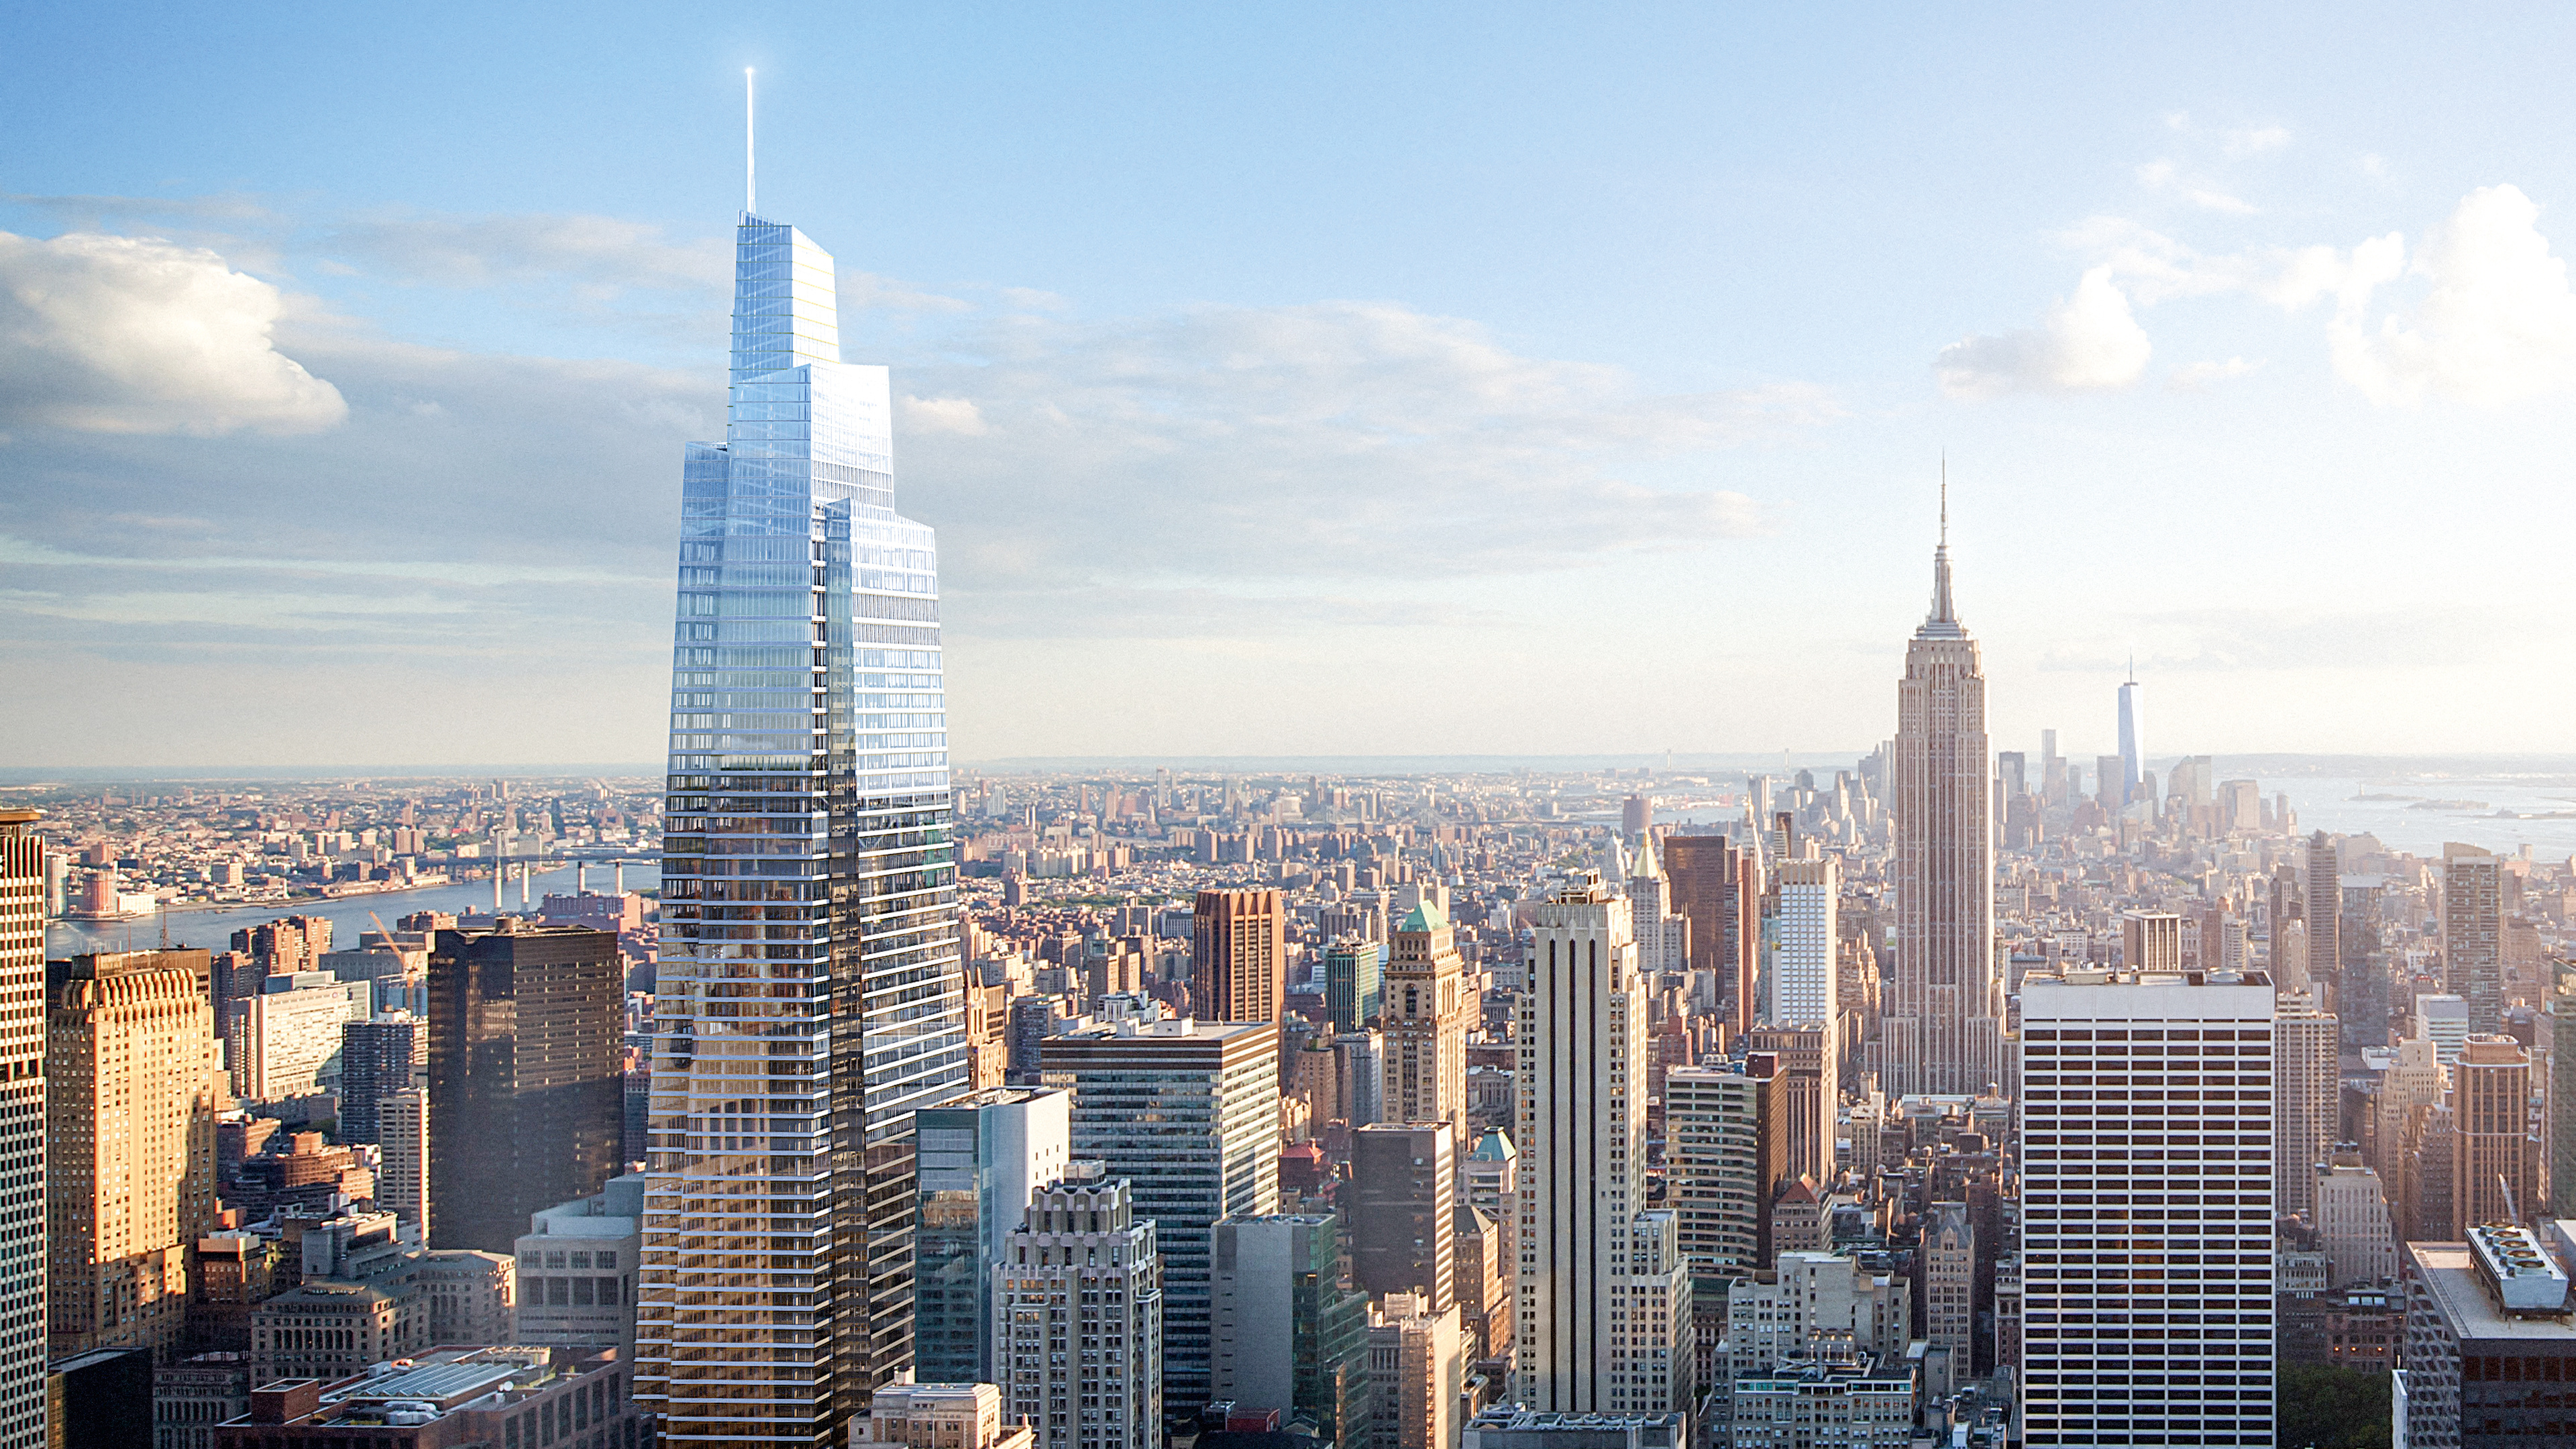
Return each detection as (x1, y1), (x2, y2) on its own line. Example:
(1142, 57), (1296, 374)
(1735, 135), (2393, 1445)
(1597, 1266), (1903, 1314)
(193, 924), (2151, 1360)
(1872, 486), (2002, 1097)
(637, 81), (969, 1444)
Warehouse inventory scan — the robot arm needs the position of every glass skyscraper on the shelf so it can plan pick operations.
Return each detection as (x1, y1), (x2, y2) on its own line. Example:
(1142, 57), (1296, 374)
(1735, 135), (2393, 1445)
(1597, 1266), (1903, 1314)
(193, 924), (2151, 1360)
(633, 210), (967, 1444)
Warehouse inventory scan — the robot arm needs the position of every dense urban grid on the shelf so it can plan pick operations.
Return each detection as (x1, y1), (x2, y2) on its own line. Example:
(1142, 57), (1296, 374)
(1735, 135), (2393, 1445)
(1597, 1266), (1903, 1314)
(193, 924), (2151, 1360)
(11, 209), (2576, 1449)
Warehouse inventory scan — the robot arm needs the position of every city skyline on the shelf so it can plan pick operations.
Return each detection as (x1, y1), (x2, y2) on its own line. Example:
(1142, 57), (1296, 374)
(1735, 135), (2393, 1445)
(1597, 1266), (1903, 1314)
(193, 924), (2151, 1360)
(9, 7), (2576, 765)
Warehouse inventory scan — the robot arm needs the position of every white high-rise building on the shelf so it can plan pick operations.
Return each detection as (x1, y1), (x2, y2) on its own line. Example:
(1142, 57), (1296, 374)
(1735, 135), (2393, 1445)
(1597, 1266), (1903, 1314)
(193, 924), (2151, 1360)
(2273, 991), (2339, 1222)
(1381, 901), (1471, 1128)
(1513, 875), (1692, 1416)
(1771, 857), (1838, 1026)
(378, 1088), (431, 1238)
(994, 1171), (1162, 1449)
(2414, 993), (2470, 1063)
(914, 1087), (1074, 1385)
(2313, 1150), (2398, 1287)
(0, 810), (44, 1449)
(1879, 505), (2000, 1097)
(2019, 967), (2275, 1448)
(1624, 837), (1690, 975)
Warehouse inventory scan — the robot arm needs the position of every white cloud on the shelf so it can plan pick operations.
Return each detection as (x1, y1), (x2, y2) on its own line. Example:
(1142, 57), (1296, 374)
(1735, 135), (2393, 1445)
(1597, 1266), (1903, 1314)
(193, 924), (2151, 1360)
(329, 213), (727, 292)
(2167, 357), (2261, 390)
(901, 396), (988, 435)
(2324, 184), (2576, 407)
(2222, 125), (2292, 158)
(0, 230), (346, 435)
(1934, 266), (2153, 398)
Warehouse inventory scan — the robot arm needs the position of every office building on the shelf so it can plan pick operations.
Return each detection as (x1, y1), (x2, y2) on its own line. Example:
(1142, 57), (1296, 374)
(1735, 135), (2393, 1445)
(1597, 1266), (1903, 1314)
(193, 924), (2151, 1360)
(1723, 1250), (1911, 1380)
(1042, 1014), (1279, 1410)
(1514, 875), (1693, 1415)
(1923, 1201), (1976, 1370)
(1727, 1353), (1916, 1449)
(1745, 1026), (1835, 1195)
(1210, 1214), (1369, 1445)
(2314, 1150), (2398, 1288)
(637, 202), (972, 1442)
(376, 1088), (431, 1236)
(337, 1012), (423, 1145)
(2397, 1232), (2576, 1447)
(1664, 834), (1756, 1036)
(2306, 833), (2343, 1018)
(425, 922), (623, 1254)
(46, 1346), (153, 1447)
(1770, 857), (1837, 1027)
(1193, 888), (1287, 1027)
(1462, 1407), (1684, 1449)
(514, 1171), (642, 1363)
(2454, 1036), (2531, 1234)
(205, 1344), (645, 1446)
(2275, 992), (2341, 1221)
(1662, 1066), (1762, 1279)
(1383, 902), (1472, 1126)
(1352, 1121), (1457, 1309)
(2418, 993), (2472, 1063)
(857, 1383), (1034, 1449)
(234, 973), (368, 1102)
(1882, 514), (2000, 1098)
(1325, 937), (1383, 1032)
(2019, 967), (2274, 1447)
(45, 950), (221, 1360)
(154, 1350), (254, 1449)
(2116, 667), (2145, 805)
(995, 1173), (1163, 1449)
(2552, 992), (2576, 1217)
(419, 1248), (515, 1345)
(2119, 911), (2180, 973)
(914, 1087), (1073, 1383)
(1368, 1291), (1464, 1449)
(1625, 837), (1690, 976)
(2444, 850), (2505, 1033)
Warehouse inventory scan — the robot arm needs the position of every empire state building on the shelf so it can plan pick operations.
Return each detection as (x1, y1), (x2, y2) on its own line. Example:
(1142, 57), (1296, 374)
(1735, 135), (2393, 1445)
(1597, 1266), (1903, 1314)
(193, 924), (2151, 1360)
(1874, 505), (2002, 1097)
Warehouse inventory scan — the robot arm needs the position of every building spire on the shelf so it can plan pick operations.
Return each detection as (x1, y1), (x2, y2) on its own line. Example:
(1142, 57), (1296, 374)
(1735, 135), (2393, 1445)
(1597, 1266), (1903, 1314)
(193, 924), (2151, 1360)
(1928, 458), (1957, 626)
(745, 68), (757, 216)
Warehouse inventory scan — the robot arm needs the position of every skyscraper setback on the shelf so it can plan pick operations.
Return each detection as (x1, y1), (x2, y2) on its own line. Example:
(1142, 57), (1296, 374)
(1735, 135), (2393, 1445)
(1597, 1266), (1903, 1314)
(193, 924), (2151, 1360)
(1879, 507), (2000, 1097)
(637, 197), (969, 1442)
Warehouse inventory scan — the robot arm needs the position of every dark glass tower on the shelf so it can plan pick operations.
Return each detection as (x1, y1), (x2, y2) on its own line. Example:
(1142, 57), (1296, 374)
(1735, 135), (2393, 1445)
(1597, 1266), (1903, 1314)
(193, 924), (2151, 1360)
(634, 210), (967, 1444)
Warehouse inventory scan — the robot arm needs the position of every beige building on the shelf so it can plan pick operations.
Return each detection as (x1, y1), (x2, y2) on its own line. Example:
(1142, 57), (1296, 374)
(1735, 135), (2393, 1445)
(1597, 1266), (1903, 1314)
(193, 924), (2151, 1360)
(2314, 1150), (2398, 1287)
(2273, 991), (2340, 1220)
(1368, 1291), (1462, 1449)
(420, 1248), (515, 1345)
(376, 1087), (430, 1236)
(1923, 1203), (1975, 1368)
(2454, 1035), (2531, 1232)
(46, 949), (223, 1358)
(1382, 900), (1471, 1127)
(857, 1382), (1034, 1449)
(514, 1173), (642, 1364)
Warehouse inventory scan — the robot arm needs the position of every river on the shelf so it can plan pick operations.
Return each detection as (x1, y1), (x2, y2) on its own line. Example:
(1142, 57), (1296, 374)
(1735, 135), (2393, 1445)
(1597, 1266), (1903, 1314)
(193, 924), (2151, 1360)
(46, 858), (663, 957)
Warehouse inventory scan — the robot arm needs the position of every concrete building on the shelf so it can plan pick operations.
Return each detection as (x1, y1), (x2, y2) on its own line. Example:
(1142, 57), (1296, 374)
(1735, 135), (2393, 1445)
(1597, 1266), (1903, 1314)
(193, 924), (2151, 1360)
(2444, 850), (2506, 1034)
(2018, 967), (2275, 1447)
(152, 1350), (254, 1449)
(2275, 991), (2341, 1221)
(235, 973), (368, 1102)
(2418, 994), (2472, 1063)
(1743, 1026), (1835, 1196)
(1623, 837), (1690, 976)
(1042, 1013), (1279, 1410)
(1368, 1291), (1464, 1449)
(1881, 516), (2000, 1098)
(1193, 888), (1287, 1028)
(1922, 1201), (1975, 1370)
(1514, 875), (1693, 1416)
(44, 950), (221, 1360)
(994, 1172), (1163, 1449)
(1664, 834), (1756, 1037)
(2454, 1036), (2532, 1235)
(425, 921), (623, 1254)
(1727, 1350), (1915, 1449)
(336, 1012), (422, 1145)
(1353, 1121), (1457, 1310)
(417, 1248), (514, 1345)
(1723, 1252), (1911, 1385)
(2397, 1232), (2576, 1447)
(1383, 902), (1472, 1127)
(1326, 937), (1383, 1034)
(2306, 833), (2343, 1027)
(512, 1171), (641, 1363)
(1461, 1407), (1683, 1449)
(376, 1088), (430, 1238)
(916, 1087), (1073, 1383)
(2314, 1149), (2398, 1288)
(1770, 857), (1838, 1028)
(1211, 1214), (1369, 1445)
(1664, 1066), (1763, 1280)
(204, 1344), (642, 1446)
(855, 1383), (1035, 1449)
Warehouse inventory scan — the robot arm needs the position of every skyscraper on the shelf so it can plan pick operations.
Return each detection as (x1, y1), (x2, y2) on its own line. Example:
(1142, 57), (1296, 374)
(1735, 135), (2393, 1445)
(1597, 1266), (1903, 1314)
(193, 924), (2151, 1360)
(2306, 831), (2343, 1018)
(1882, 505), (2000, 1098)
(1324, 937), (1382, 1032)
(913, 1087), (1072, 1384)
(1513, 875), (1693, 1415)
(338, 1012), (423, 1145)
(2019, 967), (2274, 1448)
(0, 809), (46, 1449)
(1664, 834), (1756, 1036)
(1661, 1065), (1762, 1280)
(1770, 857), (1838, 1026)
(2273, 991), (2340, 1222)
(1192, 888), (1287, 1028)
(2443, 849), (2505, 1034)
(378, 1087), (431, 1237)
(44, 950), (221, 1358)
(1381, 901), (1470, 1126)
(2116, 663), (2145, 806)
(1351, 1121), (1457, 1309)
(995, 1172), (1163, 1449)
(2453, 1036), (2530, 1233)
(1211, 1214), (1370, 1444)
(637, 195), (970, 1443)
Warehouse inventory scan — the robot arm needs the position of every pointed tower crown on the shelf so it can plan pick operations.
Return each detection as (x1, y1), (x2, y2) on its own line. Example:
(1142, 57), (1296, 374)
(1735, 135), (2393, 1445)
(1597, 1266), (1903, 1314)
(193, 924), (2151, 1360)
(1918, 467), (1966, 639)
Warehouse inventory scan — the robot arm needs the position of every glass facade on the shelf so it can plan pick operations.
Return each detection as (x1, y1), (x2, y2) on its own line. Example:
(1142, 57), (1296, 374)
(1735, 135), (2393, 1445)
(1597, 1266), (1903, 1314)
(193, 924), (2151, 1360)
(635, 214), (967, 1445)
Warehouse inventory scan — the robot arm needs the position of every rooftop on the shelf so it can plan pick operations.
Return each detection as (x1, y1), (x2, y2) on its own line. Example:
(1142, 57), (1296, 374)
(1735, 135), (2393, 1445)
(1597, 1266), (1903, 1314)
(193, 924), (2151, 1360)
(2409, 1243), (2576, 1340)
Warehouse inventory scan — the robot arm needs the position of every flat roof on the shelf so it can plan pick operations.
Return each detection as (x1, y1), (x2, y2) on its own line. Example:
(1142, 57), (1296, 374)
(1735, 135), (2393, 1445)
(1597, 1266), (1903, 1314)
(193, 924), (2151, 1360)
(2408, 1244), (2576, 1343)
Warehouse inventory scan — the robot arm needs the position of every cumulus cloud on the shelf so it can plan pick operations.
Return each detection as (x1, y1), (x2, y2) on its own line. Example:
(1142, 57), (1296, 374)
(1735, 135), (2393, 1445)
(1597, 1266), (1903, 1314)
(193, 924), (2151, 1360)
(2167, 357), (2261, 390)
(1934, 267), (2152, 398)
(0, 230), (346, 435)
(2323, 184), (2576, 406)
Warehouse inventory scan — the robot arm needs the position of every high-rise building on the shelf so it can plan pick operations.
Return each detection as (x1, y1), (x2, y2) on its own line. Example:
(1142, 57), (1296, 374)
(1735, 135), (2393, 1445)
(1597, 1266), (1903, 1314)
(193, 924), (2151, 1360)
(2415, 994), (2473, 1063)
(1770, 857), (1838, 1027)
(1922, 1201), (1976, 1372)
(2443, 850), (2505, 1034)
(2314, 1150), (2397, 1288)
(378, 1088), (431, 1237)
(1324, 937), (1382, 1032)
(1, 810), (44, 1449)
(1623, 837), (1690, 976)
(1513, 875), (1693, 1415)
(337, 1012), (423, 1145)
(2275, 991), (2341, 1222)
(2116, 666), (2145, 806)
(44, 950), (221, 1358)
(2453, 1036), (2530, 1234)
(637, 201), (971, 1442)
(1368, 1291), (1464, 1449)
(2306, 832), (2343, 1016)
(514, 1172), (643, 1364)
(1210, 1214), (1370, 1445)
(913, 1087), (1072, 1384)
(2551, 992), (2576, 1218)
(1882, 512), (2000, 1098)
(234, 972), (368, 1102)
(1381, 902), (1470, 1126)
(1662, 1066), (1762, 1280)
(1042, 1015), (1279, 1410)
(1664, 835), (1756, 1036)
(2020, 968), (2274, 1447)
(995, 1172), (1163, 1449)
(426, 922), (623, 1254)
(1352, 1121), (1457, 1309)
(1193, 888), (1286, 1027)
(2396, 1233), (2576, 1448)
(2119, 911), (2180, 973)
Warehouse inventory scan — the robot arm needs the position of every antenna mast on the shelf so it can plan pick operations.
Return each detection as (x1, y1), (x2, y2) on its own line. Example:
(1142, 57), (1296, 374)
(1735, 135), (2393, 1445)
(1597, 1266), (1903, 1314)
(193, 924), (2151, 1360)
(745, 68), (757, 215)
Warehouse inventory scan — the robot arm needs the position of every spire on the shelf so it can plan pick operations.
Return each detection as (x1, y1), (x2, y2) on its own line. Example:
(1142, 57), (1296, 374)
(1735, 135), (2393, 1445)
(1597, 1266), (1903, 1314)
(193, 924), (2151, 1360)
(745, 68), (757, 216)
(1927, 458), (1957, 627)
(2127, 651), (2136, 684)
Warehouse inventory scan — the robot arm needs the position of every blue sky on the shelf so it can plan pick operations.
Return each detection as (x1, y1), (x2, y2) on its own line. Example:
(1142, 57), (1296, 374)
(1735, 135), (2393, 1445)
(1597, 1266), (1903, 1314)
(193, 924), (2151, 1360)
(5, 3), (2575, 764)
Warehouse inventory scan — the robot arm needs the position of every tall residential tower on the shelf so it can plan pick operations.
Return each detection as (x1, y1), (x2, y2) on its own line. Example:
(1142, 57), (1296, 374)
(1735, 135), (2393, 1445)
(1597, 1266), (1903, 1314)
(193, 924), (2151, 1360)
(635, 201), (969, 1444)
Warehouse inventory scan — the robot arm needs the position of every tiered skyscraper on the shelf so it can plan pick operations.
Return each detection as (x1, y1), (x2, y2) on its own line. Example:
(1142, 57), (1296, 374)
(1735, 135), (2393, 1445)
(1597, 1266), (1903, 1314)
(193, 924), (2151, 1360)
(635, 202), (968, 1443)
(1877, 505), (2000, 1097)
